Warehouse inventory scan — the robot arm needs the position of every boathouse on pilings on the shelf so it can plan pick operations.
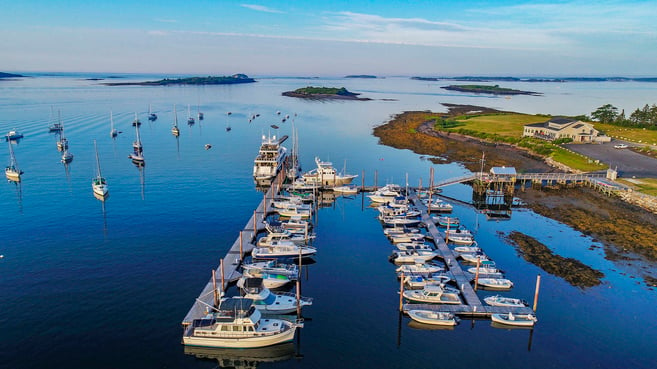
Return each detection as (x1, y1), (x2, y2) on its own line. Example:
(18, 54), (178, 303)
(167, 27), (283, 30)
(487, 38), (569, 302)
(472, 167), (517, 219)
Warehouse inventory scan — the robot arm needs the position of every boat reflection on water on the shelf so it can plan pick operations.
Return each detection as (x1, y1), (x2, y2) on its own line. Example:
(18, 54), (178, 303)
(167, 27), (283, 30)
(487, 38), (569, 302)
(184, 342), (296, 369)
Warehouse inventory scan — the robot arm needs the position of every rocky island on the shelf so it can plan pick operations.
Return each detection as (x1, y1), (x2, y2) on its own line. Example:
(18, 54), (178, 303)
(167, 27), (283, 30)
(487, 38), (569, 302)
(102, 73), (255, 86)
(0, 72), (25, 78)
(282, 86), (370, 100)
(442, 84), (541, 95)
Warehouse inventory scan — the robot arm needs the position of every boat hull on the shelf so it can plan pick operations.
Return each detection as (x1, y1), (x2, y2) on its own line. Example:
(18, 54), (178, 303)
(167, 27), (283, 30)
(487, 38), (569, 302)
(407, 310), (458, 326)
(491, 313), (537, 327)
(183, 325), (297, 348)
(5, 169), (21, 182)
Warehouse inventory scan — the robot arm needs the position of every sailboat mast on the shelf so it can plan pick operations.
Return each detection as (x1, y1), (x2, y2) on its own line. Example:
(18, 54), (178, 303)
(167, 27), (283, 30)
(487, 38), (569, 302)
(94, 140), (102, 177)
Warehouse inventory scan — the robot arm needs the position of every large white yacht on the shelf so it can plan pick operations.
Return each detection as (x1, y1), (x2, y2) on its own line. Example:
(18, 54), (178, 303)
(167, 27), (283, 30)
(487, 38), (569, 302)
(253, 134), (287, 184)
(301, 157), (357, 187)
(183, 297), (301, 348)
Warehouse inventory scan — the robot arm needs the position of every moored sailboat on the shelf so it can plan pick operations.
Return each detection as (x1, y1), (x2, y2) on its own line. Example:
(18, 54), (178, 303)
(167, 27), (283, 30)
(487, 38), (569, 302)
(5, 141), (23, 182)
(172, 105), (180, 137)
(129, 122), (145, 164)
(92, 140), (108, 199)
(109, 111), (118, 138)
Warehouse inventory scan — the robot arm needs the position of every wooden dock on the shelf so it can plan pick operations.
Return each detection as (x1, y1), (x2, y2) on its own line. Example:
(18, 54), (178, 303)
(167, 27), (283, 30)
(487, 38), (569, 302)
(181, 170), (287, 327)
(403, 192), (535, 317)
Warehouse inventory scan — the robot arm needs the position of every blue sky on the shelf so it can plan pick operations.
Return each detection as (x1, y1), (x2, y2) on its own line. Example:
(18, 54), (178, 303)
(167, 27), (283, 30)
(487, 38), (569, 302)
(1, 0), (655, 76)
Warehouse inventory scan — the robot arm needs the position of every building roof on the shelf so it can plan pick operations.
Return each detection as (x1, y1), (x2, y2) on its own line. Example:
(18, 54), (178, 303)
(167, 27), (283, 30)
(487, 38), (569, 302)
(490, 166), (517, 175)
(548, 117), (575, 125)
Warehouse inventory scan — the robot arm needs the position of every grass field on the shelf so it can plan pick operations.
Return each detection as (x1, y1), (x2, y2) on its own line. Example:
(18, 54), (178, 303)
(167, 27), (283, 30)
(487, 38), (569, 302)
(617, 178), (657, 196)
(594, 123), (657, 146)
(444, 113), (547, 138)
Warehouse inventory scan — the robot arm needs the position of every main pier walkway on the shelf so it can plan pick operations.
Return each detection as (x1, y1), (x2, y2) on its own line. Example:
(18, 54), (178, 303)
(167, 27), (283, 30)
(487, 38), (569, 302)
(181, 171), (287, 328)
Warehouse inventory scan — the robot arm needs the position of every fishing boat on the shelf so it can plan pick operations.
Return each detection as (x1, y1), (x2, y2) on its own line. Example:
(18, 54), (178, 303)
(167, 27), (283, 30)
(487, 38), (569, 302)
(275, 205), (311, 219)
(483, 295), (528, 307)
(407, 310), (459, 326)
(253, 133), (288, 185)
(237, 272), (292, 289)
(128, 123), (145, 164)
(477, 278), (514, 290)
(5, 141), (23, 182)
(433, 216), (460, 227)
(182, 297), (301, 348)
(91, 140), (108, 199)
(132, 112), (141, 127)
(148, 104), (157, 121)
(383, 226), (420, 237)
(239, 278), (312, 314)
(301, 157), (357, 187)
(251, 244), (317, 259)
(468, 261), (502, 275)
(241, 260), (299, 279)
(402, 284), (462, 304)
(459, 252), (490, 263)
(491, 312), (537, 327)
(444, 228), (475, 245)
(4, 130), (23, 141)
(453, 245), (481, 253)
(380, 215), (421, 228)
(109, 111), (118, 138)
(172, 105), (180, 137)
(403, 274), (452, 289)
(395, 242), (433, 252)
(187, 104), (195, 125)
(389, 233), (425, 244)
(389, 249), (439, 264)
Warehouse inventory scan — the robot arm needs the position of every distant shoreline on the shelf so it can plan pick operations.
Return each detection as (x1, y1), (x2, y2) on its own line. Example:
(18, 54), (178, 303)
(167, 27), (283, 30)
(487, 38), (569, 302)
(441, 84), (541, 96)
(102, 74), (255, 86)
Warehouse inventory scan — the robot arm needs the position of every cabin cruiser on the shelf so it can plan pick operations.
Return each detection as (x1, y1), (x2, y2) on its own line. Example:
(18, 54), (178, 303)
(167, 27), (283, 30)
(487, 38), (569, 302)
(301, 157), (357, 187)
(182, 297), (301, 348)
(253, 134), (287, 185)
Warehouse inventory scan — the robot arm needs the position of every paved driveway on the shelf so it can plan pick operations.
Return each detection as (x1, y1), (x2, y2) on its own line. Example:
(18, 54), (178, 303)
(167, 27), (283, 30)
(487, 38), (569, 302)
(564, 140), (657, 178)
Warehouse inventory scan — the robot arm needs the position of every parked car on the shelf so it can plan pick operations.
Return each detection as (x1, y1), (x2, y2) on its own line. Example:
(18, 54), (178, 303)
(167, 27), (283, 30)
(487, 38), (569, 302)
(614, 144), (629, 149)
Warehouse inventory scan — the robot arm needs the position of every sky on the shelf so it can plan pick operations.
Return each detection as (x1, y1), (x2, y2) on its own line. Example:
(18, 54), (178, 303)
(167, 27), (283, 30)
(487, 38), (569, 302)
(1, 0), (655, 76)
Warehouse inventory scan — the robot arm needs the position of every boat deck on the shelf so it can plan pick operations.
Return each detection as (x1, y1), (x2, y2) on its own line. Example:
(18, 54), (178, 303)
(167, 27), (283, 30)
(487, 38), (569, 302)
(182, 171), (287, 327)
(404, 192), (535, 318)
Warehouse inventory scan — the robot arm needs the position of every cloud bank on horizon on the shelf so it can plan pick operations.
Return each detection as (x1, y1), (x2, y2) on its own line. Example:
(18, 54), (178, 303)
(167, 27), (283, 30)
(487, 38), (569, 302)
(0, 0), (655, 76)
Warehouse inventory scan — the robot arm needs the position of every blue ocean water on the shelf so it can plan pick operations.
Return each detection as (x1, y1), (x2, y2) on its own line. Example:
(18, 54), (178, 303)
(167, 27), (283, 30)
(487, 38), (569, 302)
(0, 75), (656, 368)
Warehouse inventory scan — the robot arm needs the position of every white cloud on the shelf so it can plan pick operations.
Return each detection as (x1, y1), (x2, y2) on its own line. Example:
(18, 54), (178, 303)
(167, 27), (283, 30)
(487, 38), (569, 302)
(240, 4), (285, 14)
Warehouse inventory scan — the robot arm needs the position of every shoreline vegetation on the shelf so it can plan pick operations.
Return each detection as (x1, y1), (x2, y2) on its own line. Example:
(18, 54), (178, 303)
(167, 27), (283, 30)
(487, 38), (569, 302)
(282, 86), (370, 100)
(372, 104), (657, 279)
(441, 84), (541, 96)
(506, 231), (604, 288)
(345, 75), (377, 79)
(411, 76), (657, 83)
(102, 74), (255, 86)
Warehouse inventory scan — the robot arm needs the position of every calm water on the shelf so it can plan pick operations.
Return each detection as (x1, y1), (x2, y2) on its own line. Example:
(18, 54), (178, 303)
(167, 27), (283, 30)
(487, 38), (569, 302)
(1, 75), (656, 369)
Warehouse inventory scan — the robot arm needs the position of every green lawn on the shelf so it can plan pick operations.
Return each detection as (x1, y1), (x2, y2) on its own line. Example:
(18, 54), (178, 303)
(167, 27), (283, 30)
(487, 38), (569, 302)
(594, 123), (657, 146)
(435, 113), (548, 138)
(617, 178), (657, 196)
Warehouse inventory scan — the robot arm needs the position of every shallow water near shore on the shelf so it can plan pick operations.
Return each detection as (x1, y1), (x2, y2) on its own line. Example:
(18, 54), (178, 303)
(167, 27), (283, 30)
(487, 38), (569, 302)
(0, 75), (656, 368)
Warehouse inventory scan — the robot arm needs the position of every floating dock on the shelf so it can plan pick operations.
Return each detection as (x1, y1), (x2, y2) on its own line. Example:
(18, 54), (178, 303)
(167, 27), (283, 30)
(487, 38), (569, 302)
(402, 192), (536, 317)
(181, 170), (288, 328)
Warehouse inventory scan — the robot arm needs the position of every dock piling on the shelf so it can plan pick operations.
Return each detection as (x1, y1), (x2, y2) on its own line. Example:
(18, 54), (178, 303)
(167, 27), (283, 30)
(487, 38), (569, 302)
(533, 275), (541, 312)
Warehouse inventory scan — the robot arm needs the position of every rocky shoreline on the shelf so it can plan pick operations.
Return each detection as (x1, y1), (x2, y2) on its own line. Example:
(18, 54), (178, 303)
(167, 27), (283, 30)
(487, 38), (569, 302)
(372, 105), (657, 285)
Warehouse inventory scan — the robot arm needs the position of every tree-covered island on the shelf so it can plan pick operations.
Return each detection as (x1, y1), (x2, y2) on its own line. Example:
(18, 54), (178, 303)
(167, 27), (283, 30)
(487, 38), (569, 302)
(441, 84), (541, 96)
(0, 72), (25, 78)
(282, 86), (371, 100)
(102, 74), (256, 86)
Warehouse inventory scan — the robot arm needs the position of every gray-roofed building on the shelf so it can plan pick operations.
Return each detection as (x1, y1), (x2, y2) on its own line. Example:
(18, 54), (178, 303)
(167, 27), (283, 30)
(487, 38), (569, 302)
(522, 117), (600, 142)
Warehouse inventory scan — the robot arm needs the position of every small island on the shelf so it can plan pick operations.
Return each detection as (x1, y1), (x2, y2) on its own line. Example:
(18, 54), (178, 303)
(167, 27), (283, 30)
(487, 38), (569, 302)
(282, 86), (370, 100)
(103, 74), (256, 86)
(0, 72), (25, 78)
(441, 84), (541, 96)
(345, 75), (377, 79)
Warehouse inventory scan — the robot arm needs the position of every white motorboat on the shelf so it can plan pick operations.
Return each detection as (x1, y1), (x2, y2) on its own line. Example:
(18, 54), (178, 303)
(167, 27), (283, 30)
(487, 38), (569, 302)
(402, 284), (461, 304)
(91, 140), (108, 199)
(477, 278), (514, 290)
(275, 205), (311, 219)
(332, 184), (358, 194)
(251, 244), (316, 259)
(423, 198), (453, 213)
(491, 312), (537, 327)
(4, 129), (24, 141)
(377, 204), (421, 218)
(468, 266), (502, 275)
(396, 262), (444, 277)
(5, 141), (23, 182)
(433, 216), (460, 227)
(237, 272), (292, 289)
(241, 260), (299, 279)
(453, 245), (481, 253)
(301, 156), (357, 187)
(367, 184), (402, 203)
(182, 297), (301, 348)
(381, 216), (421, 228)
(445, 229), (475, 245)
(403, 274), (452, 289)
(383, 226), (419, 237)
(253, 133), (287, 184)
(395, 243), (433, 252)
(484, 295), (528, 307)
(240, 278), (312, 314)
(407, 310), (459, 326)
(459, 253), (490, 263)
(389, 233), (425, 244)
(389, 249), (438, 264)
